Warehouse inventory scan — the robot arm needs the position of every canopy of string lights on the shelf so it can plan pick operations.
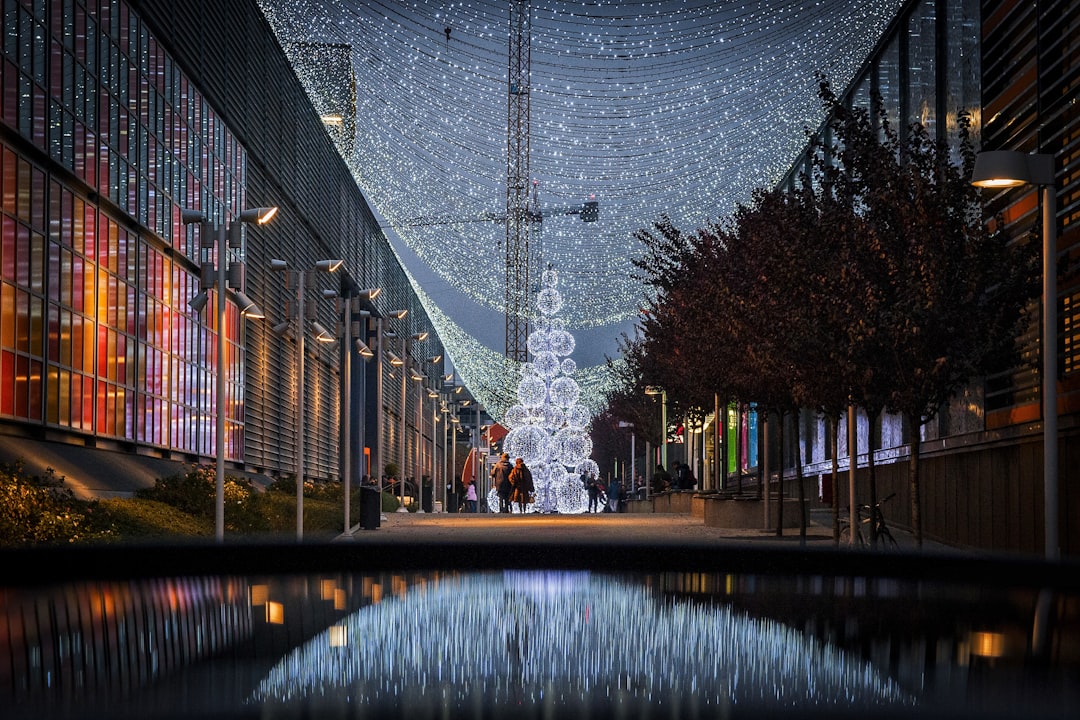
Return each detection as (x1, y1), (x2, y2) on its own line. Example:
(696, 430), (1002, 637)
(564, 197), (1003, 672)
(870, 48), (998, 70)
(258, 0), (905, 419)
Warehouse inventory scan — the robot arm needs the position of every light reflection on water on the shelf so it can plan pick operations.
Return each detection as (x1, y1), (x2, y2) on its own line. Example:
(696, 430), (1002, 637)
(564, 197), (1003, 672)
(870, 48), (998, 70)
(253, 570), (915, 714)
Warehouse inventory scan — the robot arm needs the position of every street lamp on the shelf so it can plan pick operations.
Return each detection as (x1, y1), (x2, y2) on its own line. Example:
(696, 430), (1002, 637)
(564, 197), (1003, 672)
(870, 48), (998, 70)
(427, 386), (441, 511)
(393, 326), (427, 512)
(182, 206), (276, 542)
(373, 311), (405, 508)
(645, 386), (668, 480)
(325, 289), (379, 536)
(269, 257), (343, 540)
(972, 150), (1058, 559)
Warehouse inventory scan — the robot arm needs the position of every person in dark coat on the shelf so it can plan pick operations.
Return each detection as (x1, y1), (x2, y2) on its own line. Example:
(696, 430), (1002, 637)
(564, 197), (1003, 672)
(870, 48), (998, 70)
(491, 452), (513, 513)
(587, 473), (601, 512)
(652, 464), (671, 494)
(509, 457), (534, 514)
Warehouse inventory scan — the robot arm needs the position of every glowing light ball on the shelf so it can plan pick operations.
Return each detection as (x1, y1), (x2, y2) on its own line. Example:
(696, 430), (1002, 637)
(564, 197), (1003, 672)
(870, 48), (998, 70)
(566, 405), (590, 428)
(527, 329), (553, 355)
(536, 287), (563, 316)
(549, 376), (581, 408)
(503, 404), (530, 429)
(542, 404), (566, 430)
(517, 375), (547, 408)
(505, 425), (550, 466)
(549, 329), (576, 357)
(534, 350), (561, 379)
(561, 358), (577, 375)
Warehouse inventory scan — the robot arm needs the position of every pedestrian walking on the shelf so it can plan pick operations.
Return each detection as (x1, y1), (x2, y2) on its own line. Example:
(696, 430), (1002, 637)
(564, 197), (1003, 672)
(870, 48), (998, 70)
(491, 452), (513, 513)
(509, 457), (534, 514)
(466, 481), (478, 512)
(587, 473), (601, 513)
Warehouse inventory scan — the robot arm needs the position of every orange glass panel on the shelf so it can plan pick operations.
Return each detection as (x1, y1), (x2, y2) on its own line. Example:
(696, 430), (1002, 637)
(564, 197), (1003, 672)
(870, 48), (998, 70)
(1, 283), (14, 349)
(46, 365), (60, 424)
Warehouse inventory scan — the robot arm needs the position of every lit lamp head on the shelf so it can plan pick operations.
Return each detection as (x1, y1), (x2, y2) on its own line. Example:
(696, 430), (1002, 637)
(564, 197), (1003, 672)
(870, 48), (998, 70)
(239, 206), (279, 224)
(315, 259), (344, 272)
(971, 151), (1054, 188)
(355, 339), (375, 358)
(311, 321), (335, 343)
(232, 290), (264, 319)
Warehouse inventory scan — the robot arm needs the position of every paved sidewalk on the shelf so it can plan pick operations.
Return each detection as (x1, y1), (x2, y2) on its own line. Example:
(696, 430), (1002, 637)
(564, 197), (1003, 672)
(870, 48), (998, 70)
(342, 508), (947, 551)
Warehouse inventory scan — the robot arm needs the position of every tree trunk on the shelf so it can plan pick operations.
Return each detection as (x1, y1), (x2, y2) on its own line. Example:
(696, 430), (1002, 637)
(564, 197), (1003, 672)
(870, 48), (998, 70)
(795, 409), (807, 545)
(907, 411), (923, 549)
(757, 405), (765, 503)
(736, 403), (744, 493)
(830, 415), (840, 546)
(867, 407), (879, 547)
(775, 409), (785, 537)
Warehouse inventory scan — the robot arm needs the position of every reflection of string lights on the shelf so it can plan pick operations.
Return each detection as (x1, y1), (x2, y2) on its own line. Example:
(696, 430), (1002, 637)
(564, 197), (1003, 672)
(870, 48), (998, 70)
(253, 571), (915, 712)
(257, 0), (905, 402)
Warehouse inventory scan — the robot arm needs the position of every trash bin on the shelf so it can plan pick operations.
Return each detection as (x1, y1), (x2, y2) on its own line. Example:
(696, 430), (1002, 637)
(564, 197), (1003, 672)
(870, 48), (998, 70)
(445, 490), (459, 513)
(358, 485), (381, 530)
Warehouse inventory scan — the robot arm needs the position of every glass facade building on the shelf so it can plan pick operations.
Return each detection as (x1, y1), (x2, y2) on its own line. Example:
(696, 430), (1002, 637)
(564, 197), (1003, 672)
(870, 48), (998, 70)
(0, 0), (447, 493)
(763, 0), (1079, 554)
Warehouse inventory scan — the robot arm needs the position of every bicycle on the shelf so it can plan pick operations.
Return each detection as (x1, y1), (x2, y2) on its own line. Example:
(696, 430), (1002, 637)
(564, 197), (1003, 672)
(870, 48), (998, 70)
(839, 492), (899, 549)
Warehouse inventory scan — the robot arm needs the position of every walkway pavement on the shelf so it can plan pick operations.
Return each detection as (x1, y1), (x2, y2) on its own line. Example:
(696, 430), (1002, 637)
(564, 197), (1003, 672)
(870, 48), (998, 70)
(342, 508), (948, 551)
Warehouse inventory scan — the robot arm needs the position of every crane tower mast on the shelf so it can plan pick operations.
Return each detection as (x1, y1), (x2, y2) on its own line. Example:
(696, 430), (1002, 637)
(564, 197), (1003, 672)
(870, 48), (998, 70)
(505, 0), (532, 362)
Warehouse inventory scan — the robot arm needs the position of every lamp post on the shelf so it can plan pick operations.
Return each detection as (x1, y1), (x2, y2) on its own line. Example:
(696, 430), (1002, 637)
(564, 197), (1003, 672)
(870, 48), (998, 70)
(182, 206), (276, 542)
(327, 288), (378, 536)
(617, 421), (635, 498)
(427, 386), (440, 511)
(379, 310), (407, 505)
(409, 362), (426, 512)
(393, 325), (427, 512)
(645, 386), (667, 477)
(269, 257), (343, 541)
(972, 150), (1058, 559)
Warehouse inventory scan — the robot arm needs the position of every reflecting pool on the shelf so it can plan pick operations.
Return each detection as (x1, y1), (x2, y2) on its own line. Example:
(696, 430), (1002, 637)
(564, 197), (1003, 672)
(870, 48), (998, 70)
(2, 542), (1077, 719)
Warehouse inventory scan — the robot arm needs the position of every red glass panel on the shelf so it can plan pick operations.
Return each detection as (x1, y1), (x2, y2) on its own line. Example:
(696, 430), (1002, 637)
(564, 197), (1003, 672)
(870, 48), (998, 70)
(2, 147), (14, 214)
(82, 373), (94, 431)
(16, 222), (29, 286)
(71, 372), (82, 429)
(83, 201), (95, 258)
(47, 302), (59, 361)
(2, 216), (14, 281)
(0, 350), (12, 415)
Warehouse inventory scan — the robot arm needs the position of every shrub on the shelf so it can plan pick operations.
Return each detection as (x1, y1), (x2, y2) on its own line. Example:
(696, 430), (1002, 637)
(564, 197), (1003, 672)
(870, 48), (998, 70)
(136, 465), (268, 534)
(0, 463), (115, 546)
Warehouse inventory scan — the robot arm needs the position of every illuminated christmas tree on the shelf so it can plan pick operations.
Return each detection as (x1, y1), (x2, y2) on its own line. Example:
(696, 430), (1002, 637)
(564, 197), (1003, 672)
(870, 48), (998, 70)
(489, 268), (597, 513)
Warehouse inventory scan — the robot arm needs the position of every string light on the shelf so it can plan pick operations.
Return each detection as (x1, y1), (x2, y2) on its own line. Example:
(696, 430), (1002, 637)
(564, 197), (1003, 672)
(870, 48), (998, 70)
(258, 0), (905, 411)
(253, 571), (916, 711)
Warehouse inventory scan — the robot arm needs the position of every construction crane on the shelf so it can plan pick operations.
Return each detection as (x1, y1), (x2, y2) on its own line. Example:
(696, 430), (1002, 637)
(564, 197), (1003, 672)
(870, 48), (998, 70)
(395, 1), (599, 361)
(396, 186), (598, 228)
(505, 0), (532, 362)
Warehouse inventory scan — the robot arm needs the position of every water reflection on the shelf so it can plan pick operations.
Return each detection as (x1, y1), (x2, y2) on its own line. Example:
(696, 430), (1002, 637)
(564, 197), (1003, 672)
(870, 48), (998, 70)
(253, 571), (915, 715)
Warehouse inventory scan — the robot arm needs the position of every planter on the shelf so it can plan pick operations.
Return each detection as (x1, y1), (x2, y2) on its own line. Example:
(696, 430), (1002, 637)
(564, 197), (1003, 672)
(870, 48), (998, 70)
(702, 497), (801, 529)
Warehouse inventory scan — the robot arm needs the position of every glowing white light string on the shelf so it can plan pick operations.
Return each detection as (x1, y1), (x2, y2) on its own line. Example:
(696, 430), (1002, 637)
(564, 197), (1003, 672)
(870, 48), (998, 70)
(258, 0), (906, 407)
(252, 571), (917, 712)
